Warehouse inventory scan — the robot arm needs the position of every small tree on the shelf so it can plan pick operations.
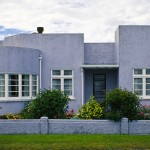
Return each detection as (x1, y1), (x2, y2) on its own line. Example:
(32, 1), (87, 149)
(104, 88), (140, 121)
(78, 96), (103, 119)
(21, 89), (70, 119)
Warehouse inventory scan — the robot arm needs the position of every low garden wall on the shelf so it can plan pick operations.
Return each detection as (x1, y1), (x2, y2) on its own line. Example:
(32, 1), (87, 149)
(0, 117), (150, 134)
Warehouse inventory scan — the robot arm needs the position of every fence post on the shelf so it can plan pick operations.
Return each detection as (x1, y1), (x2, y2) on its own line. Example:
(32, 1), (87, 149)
(121, 118), (128, 134)
(40, 117), (49, 134)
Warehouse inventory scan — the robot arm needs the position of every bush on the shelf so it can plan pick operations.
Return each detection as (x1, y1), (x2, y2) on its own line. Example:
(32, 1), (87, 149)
(21, 89), (70, 119)
(78, 96), (103, 119)
(104, 88), (140, 121)
(137, 105), (150, 120)
(0, 112), (22, 119)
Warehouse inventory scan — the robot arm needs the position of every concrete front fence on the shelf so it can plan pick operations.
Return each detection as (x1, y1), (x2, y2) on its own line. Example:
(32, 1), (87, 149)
(0, 117), (150, 134)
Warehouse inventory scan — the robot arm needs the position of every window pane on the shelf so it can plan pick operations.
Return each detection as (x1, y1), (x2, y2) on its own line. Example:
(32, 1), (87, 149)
(22, 86), (29, 91)
(146, 78), (150, 83)
(8, 86), (19, 91)
(22, 75), (29, 97)
(52, 79), (61, 90)
(9, 92), (18, 97)
(32, 81), (37, 85)
(64, 79), (72, 96)
(134, 84), (142, 90)
(0, 92), (5, 97)
(134, 78), (142, 83)
(0, 75), (4, 80)
(9, 75), (18, 80)
(32, 75), (37, 97)
(146, 69), (150, 75)
(22, 75), (29, 80)
(146, 90), (150, 95)
(32, 91), (37, 97)
(52, 70), (61, 75)
(64, 90), (72, 95)
(32, 75), (37, 80)
(0, 86), (5, 91)
(32, 86), (37, 91)
(22, 92), (29, 96)
(64, 70), (72, 75)
(0, 80), (5, 85)
(134, 69), (142, 75)
(8, 75), (19, 97)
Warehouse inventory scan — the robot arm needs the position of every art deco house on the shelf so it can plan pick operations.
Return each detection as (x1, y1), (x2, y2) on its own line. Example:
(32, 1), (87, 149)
(0, 25), (150, 114)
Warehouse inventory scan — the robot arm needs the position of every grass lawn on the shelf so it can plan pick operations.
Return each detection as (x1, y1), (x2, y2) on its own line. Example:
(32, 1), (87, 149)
(0, 134), (150, 150)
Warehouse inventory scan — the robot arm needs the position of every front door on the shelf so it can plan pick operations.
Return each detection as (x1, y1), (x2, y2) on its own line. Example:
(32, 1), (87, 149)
(93, 74), (106, 102)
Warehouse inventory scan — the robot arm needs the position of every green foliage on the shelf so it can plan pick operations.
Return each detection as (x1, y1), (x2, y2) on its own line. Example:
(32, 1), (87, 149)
(104, 88), (140, 121)
(21, 89), (70, 119)
(78, 96), (103, 119)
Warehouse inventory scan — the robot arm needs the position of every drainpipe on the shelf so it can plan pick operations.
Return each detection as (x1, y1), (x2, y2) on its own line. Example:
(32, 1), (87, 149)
(81, 68), (84, 105)
(39, 55), (42, 90)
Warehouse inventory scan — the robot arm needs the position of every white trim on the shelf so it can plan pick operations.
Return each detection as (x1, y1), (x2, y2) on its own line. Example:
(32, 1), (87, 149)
(51, 69), (74, 98)
(39, 55), (42, 90)
(0, 73), (38, 101)
(81, 64), (119, 69)
(133, 68), (150, 99)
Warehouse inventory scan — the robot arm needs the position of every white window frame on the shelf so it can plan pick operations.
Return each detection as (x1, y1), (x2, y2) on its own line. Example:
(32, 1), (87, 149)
(51, 70), (74, 99)
(0, 74), (38, 101)
(133, 69), (150, 99)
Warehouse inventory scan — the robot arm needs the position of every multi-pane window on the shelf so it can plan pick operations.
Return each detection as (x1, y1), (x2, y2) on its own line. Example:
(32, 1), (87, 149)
(32, 75), (37, 97)
(0, 74), (5, 97)
(51, 70), (73, 97)
(133, 69), (150, 98)
(8, 75), (19, 97)
(0, 74), (38, 99)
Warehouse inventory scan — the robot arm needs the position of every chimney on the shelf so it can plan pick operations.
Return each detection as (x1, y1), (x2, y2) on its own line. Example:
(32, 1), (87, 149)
(37, 27), (44, 33)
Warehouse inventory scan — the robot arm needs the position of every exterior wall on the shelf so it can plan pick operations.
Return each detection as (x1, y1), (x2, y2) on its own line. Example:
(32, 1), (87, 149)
(0, 46), (40, 74)
(118, 26), (150, 104)
(129, 120), (150, 134)
(48, 119), (120, 134)
(0, 117), (150, 135)
(84, 69), (118, 102)
(84, 43), (116, 65)
(3, 34), (84, 112)
(0, 46), (41, 114)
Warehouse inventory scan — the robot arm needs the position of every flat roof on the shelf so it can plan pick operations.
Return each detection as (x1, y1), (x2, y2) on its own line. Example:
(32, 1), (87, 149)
(81, 64), (119, 69)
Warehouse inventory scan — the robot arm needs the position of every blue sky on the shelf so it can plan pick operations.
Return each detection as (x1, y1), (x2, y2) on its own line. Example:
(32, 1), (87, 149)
(0, 0), (150, 42)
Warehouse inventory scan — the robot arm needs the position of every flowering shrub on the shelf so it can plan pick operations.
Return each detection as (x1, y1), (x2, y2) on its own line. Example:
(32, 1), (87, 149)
(65, 109), (75, 119)
(137, 105), (150, 120)
(0, 112), (22, 120)
(78, 96), (103, 119)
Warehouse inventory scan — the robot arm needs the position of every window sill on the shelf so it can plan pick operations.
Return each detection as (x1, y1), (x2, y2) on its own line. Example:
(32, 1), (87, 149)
(140, 96), (150, 99)
(69, 96), (76, 101)
(0, 97), (33, 102)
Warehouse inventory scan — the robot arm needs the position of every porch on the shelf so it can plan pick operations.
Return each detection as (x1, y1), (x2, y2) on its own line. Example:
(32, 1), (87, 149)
(82, 65), (119, 103)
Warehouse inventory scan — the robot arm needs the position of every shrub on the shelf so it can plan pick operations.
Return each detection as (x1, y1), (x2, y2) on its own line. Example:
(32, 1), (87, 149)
(0, 112), (22, 119)
(104, 88), (140, 121)
(78, 96), (103, 119)
(137, 105), (150, 120)
(65, 109), (75, 119)
(21, 89), (70, 119)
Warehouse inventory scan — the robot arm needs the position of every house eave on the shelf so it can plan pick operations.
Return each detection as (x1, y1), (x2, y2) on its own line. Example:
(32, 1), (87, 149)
(81, 64), (119, 69)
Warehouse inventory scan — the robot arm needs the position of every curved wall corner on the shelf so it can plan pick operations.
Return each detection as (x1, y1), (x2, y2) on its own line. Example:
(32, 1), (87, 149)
(0, 46), (41, 114)
(0, 46), (41, 74)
